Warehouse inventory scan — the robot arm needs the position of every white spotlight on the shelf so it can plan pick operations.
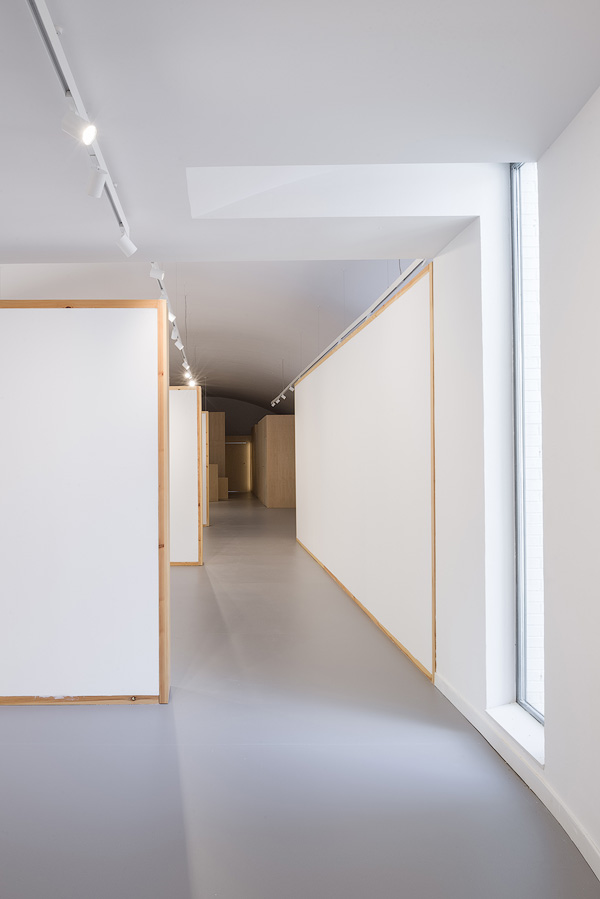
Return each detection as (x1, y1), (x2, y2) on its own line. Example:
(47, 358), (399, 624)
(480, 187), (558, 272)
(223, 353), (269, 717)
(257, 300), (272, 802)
(175, 337), (184, 351)
(182, 362), (190, 371)
(184, 370), (192, 379)
(167, 307), (176, 323)
(281, 394), (286, 400)
(62, 108), (97, 145)
(171, 325), (179, 342)
(149, 262), (165, 281)
(289, 385), (295, 392)
(117, 229), (137, 257)
(87, 167), (107, 198)
(189, 380), (197, 386)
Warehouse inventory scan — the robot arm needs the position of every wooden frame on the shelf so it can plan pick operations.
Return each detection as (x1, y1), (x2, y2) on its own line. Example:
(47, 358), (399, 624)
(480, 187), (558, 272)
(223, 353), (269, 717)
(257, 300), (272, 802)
(0, 299), (170, 706)
(169, 385), (203, 566)
(295, 264), (437, 680)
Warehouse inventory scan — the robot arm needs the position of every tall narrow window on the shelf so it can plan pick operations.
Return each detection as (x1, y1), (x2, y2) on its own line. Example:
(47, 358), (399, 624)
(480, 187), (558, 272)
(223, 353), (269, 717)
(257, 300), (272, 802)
(512, 162), (544, 723)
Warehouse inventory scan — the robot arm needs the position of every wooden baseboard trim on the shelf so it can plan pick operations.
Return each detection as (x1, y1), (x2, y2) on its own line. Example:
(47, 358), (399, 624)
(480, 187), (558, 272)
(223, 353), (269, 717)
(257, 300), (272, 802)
(170, 561), (202, 566)
(296, 538), (433, 681)
(0, 695), (159, 706)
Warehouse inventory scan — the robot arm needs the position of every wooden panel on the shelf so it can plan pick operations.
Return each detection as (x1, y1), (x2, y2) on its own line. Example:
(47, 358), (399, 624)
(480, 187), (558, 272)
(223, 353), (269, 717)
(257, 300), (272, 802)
(208, 411), (226, 476)
(202, 411), (210, 526)
(226, 435), (252, 492)
(252, 417), (268, 505)
(0, 695), (159, 706)
(266, 416), (296, 508)
(218, 477), (229, 500)
(209, 463), (219, 502)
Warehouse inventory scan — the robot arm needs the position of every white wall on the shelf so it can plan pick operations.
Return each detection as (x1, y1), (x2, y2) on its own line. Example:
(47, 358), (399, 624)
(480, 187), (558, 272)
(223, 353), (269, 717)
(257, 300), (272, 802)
(537, 82), (600, 872)
(0, 307), (160, 697)
(169, 388), (201, 564)
(433, 220), (488, 710)
(296, 270), (434, 675)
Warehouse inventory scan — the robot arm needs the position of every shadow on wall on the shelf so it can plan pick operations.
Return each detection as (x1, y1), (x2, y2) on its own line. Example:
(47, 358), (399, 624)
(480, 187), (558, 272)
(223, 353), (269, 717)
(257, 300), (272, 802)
(205, 396), (273, 435)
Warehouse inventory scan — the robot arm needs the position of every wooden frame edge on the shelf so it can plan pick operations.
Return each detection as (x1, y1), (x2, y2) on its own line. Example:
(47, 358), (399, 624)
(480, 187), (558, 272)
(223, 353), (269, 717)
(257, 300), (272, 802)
(203, 411), (210, 526)
(158, 302), (171, 704)
(429, 264), (437, 679)
(197, 386), (204, 564)
(0, 695), (159, 706)
(170, 562), (202, 567)
(296, 537), (434, 681)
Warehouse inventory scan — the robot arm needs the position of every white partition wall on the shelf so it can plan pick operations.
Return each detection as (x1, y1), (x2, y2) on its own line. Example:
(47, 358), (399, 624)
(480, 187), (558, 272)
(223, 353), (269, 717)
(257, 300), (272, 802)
(169, 387), (203, 564)
(295, 267), (435, 677)
(0, 301), (170, 704)
(201, 411), (209, 526)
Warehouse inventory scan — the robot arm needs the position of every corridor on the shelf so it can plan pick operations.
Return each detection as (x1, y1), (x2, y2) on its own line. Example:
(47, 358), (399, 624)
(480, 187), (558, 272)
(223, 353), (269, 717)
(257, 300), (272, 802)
(0, 495), (598, 898)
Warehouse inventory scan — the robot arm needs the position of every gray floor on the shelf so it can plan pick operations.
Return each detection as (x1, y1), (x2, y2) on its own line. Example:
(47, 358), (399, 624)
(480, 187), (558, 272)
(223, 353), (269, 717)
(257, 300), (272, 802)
(1, 495), (599, 899)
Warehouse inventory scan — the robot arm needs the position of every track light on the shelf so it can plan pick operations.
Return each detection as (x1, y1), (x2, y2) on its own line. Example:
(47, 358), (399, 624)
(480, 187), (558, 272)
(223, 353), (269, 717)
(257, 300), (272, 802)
(87, 166), (107, 199)
(149, 262), (164, 281)
(175, 337), (184, 351)
(171, 325), (179, 341)
(182, 361), (190, 370)
(189, 380), (197, 386)
(62, 108), (97, 145)
(117, 228), (137, 257)
(168, 307), (176, 323)
(271, 402), (275, 407)
(289, 386), (294, 392)
(184, 370), (192, 379)
(281, 394), (286, 400)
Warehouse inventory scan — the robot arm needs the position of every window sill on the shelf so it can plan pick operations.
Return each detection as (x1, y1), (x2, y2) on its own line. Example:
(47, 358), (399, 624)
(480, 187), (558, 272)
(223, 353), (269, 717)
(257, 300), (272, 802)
(487, 702), (545, 765)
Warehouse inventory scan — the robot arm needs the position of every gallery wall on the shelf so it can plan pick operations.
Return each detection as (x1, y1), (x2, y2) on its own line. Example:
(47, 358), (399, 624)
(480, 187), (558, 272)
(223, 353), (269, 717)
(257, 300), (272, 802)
(295, 269), (434, 676)
(169, 387), (202, 564)
(0, 304), (167, 700)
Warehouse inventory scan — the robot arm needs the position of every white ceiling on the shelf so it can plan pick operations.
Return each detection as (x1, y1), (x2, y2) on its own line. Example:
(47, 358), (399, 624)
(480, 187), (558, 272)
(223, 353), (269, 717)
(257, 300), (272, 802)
(2, 0), (600, 405)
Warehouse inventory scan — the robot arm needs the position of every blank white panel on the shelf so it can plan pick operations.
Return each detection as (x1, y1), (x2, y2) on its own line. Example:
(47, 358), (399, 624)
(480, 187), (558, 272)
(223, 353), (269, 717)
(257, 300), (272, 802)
(201, 412), (209, 526)
(169, 389), (200, 563)
(295, 272), (433, 673)
(0, 307), (160, 696)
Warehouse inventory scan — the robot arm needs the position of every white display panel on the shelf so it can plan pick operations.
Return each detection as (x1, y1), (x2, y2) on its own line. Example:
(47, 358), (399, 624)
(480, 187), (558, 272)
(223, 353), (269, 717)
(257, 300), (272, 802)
(169, 388), (200, 563)
(295, 270), (434, 675)
(201, 412), (209, 526)
(0, 306), (161, 697)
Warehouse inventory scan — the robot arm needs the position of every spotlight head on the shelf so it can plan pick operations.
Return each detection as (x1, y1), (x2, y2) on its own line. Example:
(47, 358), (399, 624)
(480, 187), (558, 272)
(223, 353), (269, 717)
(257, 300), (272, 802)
(167, 308), (176, 323)
(182, 360), (190, 370)
(289, 385), (295, 392)
(149, 262), (165, 281)
(175, 337), (184, 351)
(117, 229), (137, 257)
(171, 325), (179, 342)
(281, 394), (286, 400)
(189, 380), (196, 386)
(184, 370), (192, 379)
(62, 108), (96, 145)
(87, 166), (107, 199)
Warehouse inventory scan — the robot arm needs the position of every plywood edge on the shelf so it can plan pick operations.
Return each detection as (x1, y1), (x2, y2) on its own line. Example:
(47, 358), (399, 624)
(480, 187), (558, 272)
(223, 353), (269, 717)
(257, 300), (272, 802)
(429, 264), (437, 679)
(295, 264), (433, 389)
(197, 387), (204, 565)
(296, 538), (433, 681)
(170, 561), (201, 566)
(0, 695), (159, 706)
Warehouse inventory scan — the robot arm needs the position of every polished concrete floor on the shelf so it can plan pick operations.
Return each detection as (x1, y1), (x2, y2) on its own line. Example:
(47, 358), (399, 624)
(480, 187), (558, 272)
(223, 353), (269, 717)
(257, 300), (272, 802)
(1, 494), (599, 898)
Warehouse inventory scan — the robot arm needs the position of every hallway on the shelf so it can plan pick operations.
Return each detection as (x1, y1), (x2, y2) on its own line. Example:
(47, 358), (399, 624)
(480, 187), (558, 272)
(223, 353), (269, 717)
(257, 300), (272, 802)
(1, 495), (599, 898)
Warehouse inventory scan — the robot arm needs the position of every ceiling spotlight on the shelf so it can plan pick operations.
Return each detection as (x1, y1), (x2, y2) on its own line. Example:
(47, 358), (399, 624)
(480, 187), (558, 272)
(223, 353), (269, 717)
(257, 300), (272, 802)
(289, 386), (295, 392)
(188, 380), (197, 386)
(271, 402), (275, 407)
(167, 307), (176, 323)
(62, 108), (97, 145)
(182, 360), (190, 370)
(175, 337), (184, 351)
(184, 370), (192, 379)
(149, 262), (165, 281)
(171, 325), (179, 341)
(275, 398), (280, 404)
(281, 394), (286, 400)
(87, 166), (107, 199)
(117, 228), (137, 257)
